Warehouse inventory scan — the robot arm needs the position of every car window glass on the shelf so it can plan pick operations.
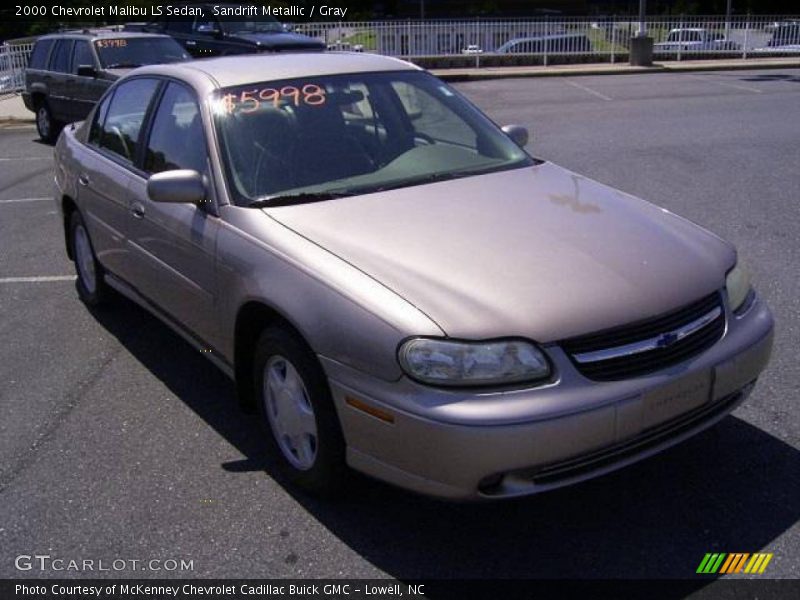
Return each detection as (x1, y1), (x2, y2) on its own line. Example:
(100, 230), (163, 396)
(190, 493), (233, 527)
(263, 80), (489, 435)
(97, 78), (160, 163)
(167, 18), (193, 34)
(391, 81), (476, 147)
(72, 41), (94, 74)
(215, 72), (529, 203)
(49, 40), (73, 73)
(144, 82), (207, 175)
(29, 39), (54, 69)
(193, 19), (220, 34)
(89, 93), (113, 145)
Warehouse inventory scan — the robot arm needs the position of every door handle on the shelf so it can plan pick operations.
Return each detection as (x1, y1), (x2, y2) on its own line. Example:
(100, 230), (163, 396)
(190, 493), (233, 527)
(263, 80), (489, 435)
(185, 40), (197, 46)
(130, 202), (145, 219)
(78, 174), (90, 186)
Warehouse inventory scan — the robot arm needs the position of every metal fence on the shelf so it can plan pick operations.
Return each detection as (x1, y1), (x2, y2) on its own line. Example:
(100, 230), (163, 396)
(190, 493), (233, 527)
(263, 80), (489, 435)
(0, 15), (798, 95)
(297, 14), (800, 64)
(0, 42), (33, 97)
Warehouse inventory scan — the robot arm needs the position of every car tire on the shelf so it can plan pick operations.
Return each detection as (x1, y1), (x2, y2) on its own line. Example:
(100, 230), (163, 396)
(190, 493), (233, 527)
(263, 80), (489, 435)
(253, 326), (347, 495)
(69, 210), (111, 306)
(35, 99), (62, 144)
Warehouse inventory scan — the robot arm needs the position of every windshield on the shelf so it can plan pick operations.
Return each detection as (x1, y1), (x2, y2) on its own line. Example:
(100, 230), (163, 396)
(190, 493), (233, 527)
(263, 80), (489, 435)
(213, 71), (533, 206)
(94, 38), (190, 68)
(221, 19), (284, 34)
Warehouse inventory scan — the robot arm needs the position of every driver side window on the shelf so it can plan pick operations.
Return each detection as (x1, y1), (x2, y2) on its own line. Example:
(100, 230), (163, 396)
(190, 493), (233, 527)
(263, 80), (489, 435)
(93, 78), (160, 163)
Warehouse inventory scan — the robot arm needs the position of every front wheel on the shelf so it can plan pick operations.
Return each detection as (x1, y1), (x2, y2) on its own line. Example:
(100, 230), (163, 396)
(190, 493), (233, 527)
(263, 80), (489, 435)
(253, 326), (347, 495)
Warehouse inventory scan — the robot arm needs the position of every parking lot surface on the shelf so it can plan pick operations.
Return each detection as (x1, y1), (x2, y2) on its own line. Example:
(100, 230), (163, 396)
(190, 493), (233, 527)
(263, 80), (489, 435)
(0, 69), (798, 584)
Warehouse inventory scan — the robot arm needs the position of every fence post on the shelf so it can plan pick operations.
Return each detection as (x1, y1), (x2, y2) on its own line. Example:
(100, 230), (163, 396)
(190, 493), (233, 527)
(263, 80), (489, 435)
(610, 14), (616, 63)
(677, 14), (684, 61)
(742, 13), (750, 59)
(543, 15), (549, 66)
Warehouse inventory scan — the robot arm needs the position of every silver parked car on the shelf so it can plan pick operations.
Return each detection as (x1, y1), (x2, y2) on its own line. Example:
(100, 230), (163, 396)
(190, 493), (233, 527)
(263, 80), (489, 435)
(54, 53), (774, 500)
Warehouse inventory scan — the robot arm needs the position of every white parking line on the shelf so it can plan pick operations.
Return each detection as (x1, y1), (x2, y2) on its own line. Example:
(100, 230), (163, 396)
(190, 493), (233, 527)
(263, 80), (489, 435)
(686, 74), (763, 94)
(0, 156), (52, 162)
(0, 276), (75, 283)
(0, 197), (50, 204)
(563, 78), (613, 101)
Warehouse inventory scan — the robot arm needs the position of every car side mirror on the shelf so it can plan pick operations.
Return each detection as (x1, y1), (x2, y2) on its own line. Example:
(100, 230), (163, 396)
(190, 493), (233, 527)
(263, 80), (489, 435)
(77, 64), (97, 78)
(147, 170), (207, 204)
(502, 124), (529, 148)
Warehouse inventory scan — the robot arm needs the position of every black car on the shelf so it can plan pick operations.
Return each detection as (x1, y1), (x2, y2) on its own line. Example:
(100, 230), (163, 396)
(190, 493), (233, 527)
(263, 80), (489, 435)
(138, 3), (325, 57)
(23, 30), (190, 143)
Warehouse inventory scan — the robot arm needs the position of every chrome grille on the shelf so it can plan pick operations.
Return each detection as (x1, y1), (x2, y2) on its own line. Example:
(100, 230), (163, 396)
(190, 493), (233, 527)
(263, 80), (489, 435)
(561, 292), (725, 380)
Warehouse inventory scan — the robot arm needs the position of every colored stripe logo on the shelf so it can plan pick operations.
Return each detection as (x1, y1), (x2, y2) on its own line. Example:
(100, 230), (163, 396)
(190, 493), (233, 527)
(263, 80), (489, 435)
(696, 552), (773, 574)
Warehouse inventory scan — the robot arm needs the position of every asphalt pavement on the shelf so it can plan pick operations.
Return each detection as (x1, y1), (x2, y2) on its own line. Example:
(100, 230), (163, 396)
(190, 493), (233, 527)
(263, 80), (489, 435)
(0, 68), (798, 587)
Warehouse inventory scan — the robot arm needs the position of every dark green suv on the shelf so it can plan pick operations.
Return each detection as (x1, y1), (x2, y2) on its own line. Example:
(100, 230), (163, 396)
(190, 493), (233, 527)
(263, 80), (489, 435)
(23, 30), (190, 143)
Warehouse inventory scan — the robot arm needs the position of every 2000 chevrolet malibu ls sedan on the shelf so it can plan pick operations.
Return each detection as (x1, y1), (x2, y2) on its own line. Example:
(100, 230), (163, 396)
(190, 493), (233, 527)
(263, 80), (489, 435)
(54, 53), (774, 499)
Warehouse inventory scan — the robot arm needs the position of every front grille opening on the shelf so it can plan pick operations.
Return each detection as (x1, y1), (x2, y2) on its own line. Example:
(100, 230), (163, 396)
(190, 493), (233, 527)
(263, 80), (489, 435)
(479, 383), (752, 497)
(561, 292), (725, 381)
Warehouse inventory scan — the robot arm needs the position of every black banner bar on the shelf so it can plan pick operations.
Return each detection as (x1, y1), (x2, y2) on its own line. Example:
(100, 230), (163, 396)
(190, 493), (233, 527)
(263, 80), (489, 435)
(3, 579), (800, 600)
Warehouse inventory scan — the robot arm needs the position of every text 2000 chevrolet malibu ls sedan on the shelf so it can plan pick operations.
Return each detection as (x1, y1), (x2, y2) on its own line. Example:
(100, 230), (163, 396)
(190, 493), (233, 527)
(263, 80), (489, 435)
(54, 53), (774, 499)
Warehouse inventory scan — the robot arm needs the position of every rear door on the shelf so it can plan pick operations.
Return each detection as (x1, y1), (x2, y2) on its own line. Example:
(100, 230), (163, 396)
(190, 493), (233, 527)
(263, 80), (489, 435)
(68, 40), (105, 121)
(45, 39), (73, 121)
(125, 80), (219, 343)
(78, 77), (161, 281)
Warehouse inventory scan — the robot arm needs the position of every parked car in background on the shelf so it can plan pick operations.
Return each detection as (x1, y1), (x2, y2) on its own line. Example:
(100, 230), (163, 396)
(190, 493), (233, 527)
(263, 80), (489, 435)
(23, 30), (189, 142)
(653, 28), (739, 53)
(139, 3), (325, 56)
(54, 52), (773, 500)
(0, 54), (25, 93)
(461, 44), (484, 54)
(327, 40), (364, 52)
(767, 20), (800, 47)
(496, 34), (593, 54)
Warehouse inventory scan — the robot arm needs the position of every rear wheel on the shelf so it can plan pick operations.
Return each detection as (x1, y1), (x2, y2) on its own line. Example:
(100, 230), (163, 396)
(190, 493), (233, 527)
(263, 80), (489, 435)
(253, 326), (347, 495)
(69, 211), (111, 306)
(35, 99), (62, 144)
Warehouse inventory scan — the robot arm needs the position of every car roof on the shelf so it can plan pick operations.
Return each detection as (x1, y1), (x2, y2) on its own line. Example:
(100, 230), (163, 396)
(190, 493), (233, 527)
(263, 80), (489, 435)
(37, 30), (171, 41)
(133, 52), (421, 89)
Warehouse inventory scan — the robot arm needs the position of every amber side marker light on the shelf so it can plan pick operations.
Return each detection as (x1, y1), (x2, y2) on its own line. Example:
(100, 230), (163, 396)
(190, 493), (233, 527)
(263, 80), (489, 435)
(345, 396), (395, 424)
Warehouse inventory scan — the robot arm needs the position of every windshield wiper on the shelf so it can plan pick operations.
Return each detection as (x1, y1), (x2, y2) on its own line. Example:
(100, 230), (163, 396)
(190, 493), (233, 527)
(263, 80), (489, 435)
(248, 191), (354, 208)
(105, 62), (142, 69)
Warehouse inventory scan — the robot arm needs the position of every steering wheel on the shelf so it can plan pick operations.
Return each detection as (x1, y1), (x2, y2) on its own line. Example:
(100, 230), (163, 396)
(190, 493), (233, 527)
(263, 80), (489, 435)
(109, 126), (132, 160)
(253, 143), (293, 197)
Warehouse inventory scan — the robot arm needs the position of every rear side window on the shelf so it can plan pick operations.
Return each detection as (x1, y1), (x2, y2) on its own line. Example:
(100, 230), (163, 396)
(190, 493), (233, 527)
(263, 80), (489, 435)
(144, 82), (207, 175)
(49, 39), (73, 73)
(96, 78), (160, 163)
(71, 41), (95, 73)
(167, 18), (193, 34)
(28, 39), (54, 69)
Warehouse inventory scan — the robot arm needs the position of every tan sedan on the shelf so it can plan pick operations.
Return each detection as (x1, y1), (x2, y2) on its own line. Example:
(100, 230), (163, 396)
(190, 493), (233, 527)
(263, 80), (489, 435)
(54, 53), (774, 499)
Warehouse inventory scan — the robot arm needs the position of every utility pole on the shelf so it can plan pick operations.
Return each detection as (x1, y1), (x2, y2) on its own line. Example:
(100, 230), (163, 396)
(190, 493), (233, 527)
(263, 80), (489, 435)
(725, 0), (733, 40)
(630, 0), (653, 66)
(638, 0), (647, 37)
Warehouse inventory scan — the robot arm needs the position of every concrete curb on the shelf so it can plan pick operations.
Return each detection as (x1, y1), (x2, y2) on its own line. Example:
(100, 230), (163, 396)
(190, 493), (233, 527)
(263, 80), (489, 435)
(431, 57), (800, 81)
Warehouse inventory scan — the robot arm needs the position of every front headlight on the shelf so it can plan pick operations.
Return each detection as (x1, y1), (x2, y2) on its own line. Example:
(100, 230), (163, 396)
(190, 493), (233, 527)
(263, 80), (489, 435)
(726, 261), (753, 313)
(398, 338), (550, 387)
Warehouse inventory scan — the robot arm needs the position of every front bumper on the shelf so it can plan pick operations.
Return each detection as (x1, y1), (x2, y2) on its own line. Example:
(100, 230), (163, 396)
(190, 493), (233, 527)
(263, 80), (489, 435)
(322, 294), (774, 500)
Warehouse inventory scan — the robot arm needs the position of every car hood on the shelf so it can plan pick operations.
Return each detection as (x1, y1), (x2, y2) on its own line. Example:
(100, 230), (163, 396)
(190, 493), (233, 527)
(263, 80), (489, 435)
(232, 32), (325, 50)
(265, 162), (735, 342)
